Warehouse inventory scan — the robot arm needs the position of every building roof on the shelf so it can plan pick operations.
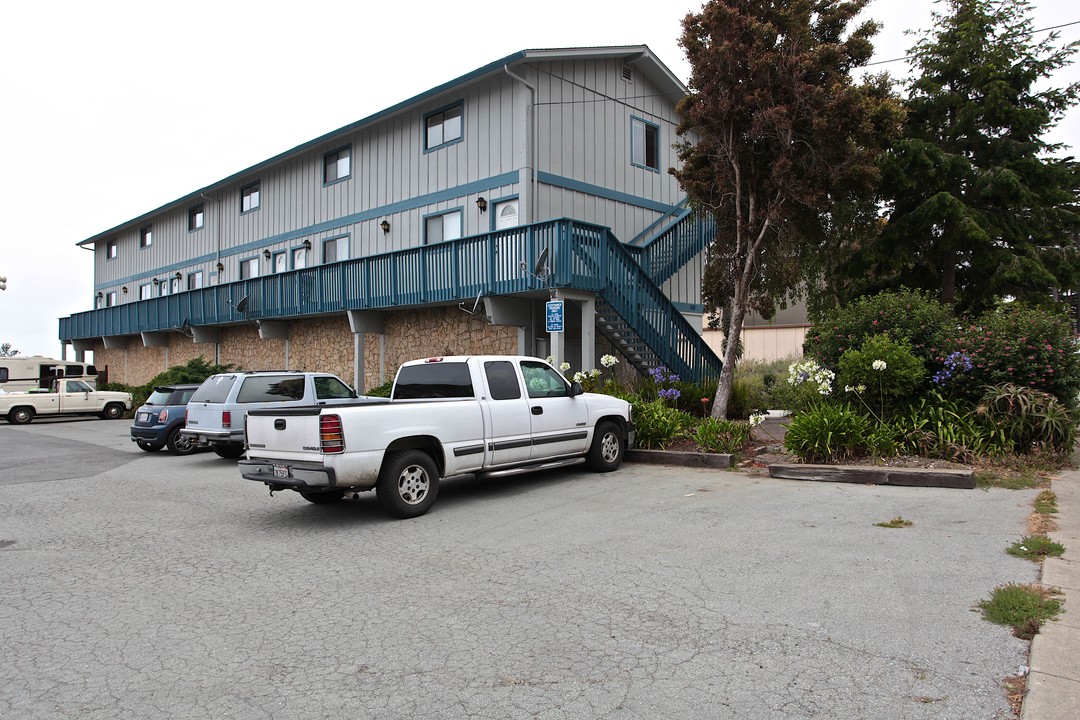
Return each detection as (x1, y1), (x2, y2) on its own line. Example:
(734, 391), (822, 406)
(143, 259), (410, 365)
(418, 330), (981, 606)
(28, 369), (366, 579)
(77, 45), (686, 247)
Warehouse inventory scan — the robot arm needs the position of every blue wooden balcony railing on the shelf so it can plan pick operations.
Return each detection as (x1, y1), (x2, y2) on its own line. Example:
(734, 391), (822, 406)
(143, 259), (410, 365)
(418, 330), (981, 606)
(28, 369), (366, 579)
(60, 218), (722, 381)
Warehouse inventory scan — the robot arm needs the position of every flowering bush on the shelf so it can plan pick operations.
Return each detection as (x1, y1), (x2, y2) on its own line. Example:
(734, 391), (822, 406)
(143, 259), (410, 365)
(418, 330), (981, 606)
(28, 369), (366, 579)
(647, 366), (682, 405)
(767, 359), (835, 413)
(804, 288), (951, 369)
(932, 304), (1080, 407)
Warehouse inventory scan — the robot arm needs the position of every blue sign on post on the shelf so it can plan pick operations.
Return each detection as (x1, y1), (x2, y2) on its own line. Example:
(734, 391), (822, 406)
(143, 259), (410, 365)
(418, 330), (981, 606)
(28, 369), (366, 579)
(545, 300), (564, 333)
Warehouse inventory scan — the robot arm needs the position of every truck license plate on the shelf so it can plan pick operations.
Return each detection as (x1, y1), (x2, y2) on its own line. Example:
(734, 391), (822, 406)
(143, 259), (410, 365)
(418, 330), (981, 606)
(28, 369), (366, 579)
(273, 464), (291, 479)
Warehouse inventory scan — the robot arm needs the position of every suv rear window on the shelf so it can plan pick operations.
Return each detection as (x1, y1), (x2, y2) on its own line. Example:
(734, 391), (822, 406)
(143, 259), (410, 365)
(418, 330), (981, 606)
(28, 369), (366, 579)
(190, 375), (237, 403)
(236, 376), (305, 403)
(393, 362), (474, 399)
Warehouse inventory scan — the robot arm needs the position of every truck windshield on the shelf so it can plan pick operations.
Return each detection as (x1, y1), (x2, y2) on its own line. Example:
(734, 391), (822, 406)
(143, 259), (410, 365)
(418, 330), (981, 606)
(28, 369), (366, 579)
(394, 363), (474, 399)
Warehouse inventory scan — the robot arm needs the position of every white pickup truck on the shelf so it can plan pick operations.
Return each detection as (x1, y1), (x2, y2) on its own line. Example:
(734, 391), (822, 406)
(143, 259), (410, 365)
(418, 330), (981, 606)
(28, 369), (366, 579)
(239, 355), (635, 518)
(0, 379), (132, 424)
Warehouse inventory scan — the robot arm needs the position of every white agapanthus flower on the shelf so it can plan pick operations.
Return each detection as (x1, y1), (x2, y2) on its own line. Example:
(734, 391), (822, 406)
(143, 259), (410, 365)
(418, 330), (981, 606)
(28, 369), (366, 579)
(872, 360), (887, 371)
(560, 362), (571, 371)
(600, 354), (619, 368)
(787, 359), (835, 395)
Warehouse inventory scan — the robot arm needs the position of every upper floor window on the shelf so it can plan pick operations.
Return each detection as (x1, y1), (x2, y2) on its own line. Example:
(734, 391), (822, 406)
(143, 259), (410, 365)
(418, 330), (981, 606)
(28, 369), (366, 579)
(323, 238), (343, 264)
(324, 146), (351, 184)
(188, 271), (204, 290)
(424, 209), (462, 245)
(106, 239), (118, 259)
(293, 246), (308, 269)
(139, 284), (152, 300)
(241, 182), (260, 213)
(273, 252), (287, 274)
(159, 280), (169, 297)
(189, 204), (204, 231)
(425, 103), (462, 151)
(170, 276), (182, 294)
(139, 225), (152, 248)
(105, 291), (117, 307)
(240, 257), (259, 280)
(631, 116), (660, 171)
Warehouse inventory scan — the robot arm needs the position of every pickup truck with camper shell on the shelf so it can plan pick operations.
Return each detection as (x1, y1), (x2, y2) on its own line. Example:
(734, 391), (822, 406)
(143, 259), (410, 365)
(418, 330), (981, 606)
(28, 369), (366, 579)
(0, 378), (132, 424)
(238, 355), (635, 518)
(181, 370), (382, 458)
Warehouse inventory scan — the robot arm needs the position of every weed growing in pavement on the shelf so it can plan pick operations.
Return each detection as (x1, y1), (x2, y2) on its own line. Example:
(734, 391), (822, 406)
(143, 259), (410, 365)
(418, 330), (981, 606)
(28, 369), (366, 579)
(1034, 490), (1059, 514)
(1006, 535), (1065, 562)
(874, 516), (913, 529)
(977, 583), (1062, 640)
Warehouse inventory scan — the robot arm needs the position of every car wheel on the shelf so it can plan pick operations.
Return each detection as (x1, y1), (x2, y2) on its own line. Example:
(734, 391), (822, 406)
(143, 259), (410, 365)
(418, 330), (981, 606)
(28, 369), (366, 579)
(213, 444), (246, 459)
(136, 440), (164, 452)
(166, 427), (197, 456)
(585, 420), (624, 472)
(300, 489), (346, 504)
(376, 450), (439, 519)
(100, 403), (125, 420)
(8, 407), (35, 425)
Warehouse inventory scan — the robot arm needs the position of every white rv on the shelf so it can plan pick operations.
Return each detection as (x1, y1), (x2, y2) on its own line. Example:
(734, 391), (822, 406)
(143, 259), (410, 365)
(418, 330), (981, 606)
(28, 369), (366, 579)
(0, 356), (99, 393)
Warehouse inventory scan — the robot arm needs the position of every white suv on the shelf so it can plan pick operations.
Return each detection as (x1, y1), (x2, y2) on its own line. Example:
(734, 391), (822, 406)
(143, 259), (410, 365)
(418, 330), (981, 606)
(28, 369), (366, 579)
(181, 371), (384, 458)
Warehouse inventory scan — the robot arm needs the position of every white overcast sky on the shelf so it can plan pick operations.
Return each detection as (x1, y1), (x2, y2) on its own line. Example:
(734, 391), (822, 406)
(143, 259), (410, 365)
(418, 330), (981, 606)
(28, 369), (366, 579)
(1, 0), (1077, 359)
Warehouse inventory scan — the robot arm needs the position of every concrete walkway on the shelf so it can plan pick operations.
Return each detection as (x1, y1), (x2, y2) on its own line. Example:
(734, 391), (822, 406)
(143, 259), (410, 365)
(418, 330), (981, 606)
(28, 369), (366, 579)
(1022, 469), (1080, 719)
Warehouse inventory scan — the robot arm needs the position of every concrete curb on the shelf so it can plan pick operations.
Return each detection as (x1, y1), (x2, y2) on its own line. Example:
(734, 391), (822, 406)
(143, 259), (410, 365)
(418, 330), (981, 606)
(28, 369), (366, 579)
(1022, 470), (1080, 719)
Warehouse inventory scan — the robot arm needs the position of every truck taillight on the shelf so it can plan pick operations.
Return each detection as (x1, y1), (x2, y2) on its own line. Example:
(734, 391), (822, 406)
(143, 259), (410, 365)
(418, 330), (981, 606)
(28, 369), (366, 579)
(222, 411), (231, 429)
(320, 415), (345, 454)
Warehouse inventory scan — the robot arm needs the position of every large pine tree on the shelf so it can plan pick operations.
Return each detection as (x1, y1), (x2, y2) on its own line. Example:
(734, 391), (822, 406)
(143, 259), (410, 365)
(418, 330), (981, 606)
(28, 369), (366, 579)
(865, 0), (1080, 312)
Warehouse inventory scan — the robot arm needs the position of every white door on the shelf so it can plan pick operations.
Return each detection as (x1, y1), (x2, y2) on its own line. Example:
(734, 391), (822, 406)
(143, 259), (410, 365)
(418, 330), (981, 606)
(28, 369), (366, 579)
(495, 200), (519, 230)
(274, 253), (287, 274)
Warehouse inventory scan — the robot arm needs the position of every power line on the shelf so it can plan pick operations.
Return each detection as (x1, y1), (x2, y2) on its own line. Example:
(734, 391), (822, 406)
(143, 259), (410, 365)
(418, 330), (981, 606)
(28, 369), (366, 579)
(865, 19), (1080, 67)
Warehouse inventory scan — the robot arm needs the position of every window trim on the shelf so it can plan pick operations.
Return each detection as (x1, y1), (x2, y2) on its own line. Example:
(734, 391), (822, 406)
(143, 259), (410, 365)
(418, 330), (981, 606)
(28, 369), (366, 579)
(105, 238), (118, 260)
(139, 225), (153, 249)
(422, 207), (464, 245)
(240, 182), (261, 214)
(139, 283), (152, 300)
(630, 115), (661, 173)
(321, 234), (349, 264)
(187, 271), (204, 290)
(322, 145), (352, 186)
(239, 256), (259, 280)
(423, 101), (464, 153)
(188, 203), (205, 232)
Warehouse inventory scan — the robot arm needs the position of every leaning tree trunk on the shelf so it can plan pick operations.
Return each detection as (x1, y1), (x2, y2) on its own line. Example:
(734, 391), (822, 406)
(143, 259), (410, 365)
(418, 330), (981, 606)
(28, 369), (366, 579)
(712, 296), (749, 420)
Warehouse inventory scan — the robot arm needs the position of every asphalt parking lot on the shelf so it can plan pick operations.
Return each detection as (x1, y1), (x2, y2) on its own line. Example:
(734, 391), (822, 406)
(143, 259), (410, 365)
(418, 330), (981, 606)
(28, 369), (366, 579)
(0, 418), (1040, 719)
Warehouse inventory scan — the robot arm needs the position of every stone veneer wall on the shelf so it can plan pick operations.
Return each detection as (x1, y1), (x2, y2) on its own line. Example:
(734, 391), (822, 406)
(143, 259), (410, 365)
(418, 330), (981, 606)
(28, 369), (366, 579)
(86, 307), (518, 390)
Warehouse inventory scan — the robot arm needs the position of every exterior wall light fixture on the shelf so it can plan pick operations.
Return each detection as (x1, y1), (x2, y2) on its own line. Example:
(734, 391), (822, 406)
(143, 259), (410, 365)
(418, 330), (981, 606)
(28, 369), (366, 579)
(216, 262), (224, 272)
(302, 239), (312, 251)
(380, 220), (390, 234)
(476, 197), (487, 213)
(122, 286), (128, 294)
(175, 272), (182, 281)
(152, 278), (160, 285)
(263, 249), (272, 260)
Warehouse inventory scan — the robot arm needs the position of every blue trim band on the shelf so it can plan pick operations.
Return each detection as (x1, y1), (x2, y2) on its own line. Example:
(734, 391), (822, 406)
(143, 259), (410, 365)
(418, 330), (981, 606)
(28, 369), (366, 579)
(537, 172), (676, 214)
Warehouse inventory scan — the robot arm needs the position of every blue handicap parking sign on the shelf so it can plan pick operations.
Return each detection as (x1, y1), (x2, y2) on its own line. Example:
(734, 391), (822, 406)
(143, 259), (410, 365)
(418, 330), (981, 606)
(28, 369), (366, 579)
(545, 300), (564, 332)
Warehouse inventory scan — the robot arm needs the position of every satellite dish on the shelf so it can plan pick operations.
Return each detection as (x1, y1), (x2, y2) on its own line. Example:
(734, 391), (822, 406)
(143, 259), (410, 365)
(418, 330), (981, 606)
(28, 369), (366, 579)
(235, 296), (249, 314)
(534, 248), (550, 278)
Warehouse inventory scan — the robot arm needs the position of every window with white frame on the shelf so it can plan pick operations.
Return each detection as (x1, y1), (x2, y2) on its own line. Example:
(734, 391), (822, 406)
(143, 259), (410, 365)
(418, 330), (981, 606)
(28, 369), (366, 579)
(188, 272), (203, 290)
(139, 225), (152, 248)
(106, 239), (118, 259)
(106, 291), (117, 307)
(241, 182), (260, 213)
(631, 117), (660, 171)
(170, 276), (182, 294)
(189, 204), (204, 231)
(139, 284), (152, 300)
(240, 257), (258, 280)
(425, 104), (462, 150)
(293, 247), (307, 269)
(159, 280), (169, 297)
(424, 210), (462, 244)
(324, 146), (351, 184)
(273, 252), (287, 274)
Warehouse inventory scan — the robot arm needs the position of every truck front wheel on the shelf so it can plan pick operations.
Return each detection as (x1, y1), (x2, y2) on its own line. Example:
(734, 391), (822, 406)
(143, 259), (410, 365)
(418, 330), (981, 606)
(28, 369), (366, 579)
(100, 403), (125, 420)
(585, 421), (624, 472)
(376, 450), (439, 519)
(7, 407), (34, 425)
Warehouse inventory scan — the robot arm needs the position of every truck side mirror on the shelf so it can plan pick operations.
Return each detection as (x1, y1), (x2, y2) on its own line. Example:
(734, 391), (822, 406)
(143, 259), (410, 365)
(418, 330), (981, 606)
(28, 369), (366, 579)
(569, 381), (584, 397)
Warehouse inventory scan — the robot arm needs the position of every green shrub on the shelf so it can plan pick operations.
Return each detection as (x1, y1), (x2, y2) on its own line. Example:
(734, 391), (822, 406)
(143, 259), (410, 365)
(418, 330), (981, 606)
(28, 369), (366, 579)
(889, 391), (1006, 461)
(691, 416), (754, 454)
(805, 289), (951, 369)
(837, 334), (925, 419)
(783, 401), (870, 463)
(979, 383), (1076, 454)
(932, 303), (1080, 407)
(765, 359), (837, 414)
(631, 399), (688, 449)
(100, 356), (236, 415)
(365, 380), (394, 397)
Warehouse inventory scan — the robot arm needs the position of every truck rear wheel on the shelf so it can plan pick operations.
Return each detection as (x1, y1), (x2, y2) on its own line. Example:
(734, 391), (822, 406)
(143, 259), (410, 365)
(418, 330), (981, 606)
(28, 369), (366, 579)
(300, 489), (345, 504)
(100, 403), (125, 420)
(213, 444), (246, 459)
(376, 450), (439, 519)
(585, 420), (624, 472)
(8, 407), (34, 425)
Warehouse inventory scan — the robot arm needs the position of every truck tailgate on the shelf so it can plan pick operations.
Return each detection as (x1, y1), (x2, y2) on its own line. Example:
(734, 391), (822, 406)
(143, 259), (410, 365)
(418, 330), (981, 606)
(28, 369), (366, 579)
(245, 406), (325, 461)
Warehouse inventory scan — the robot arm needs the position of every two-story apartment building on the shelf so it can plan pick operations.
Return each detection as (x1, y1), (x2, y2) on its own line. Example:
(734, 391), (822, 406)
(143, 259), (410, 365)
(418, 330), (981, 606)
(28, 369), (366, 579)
(59, 46), (723, 390)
